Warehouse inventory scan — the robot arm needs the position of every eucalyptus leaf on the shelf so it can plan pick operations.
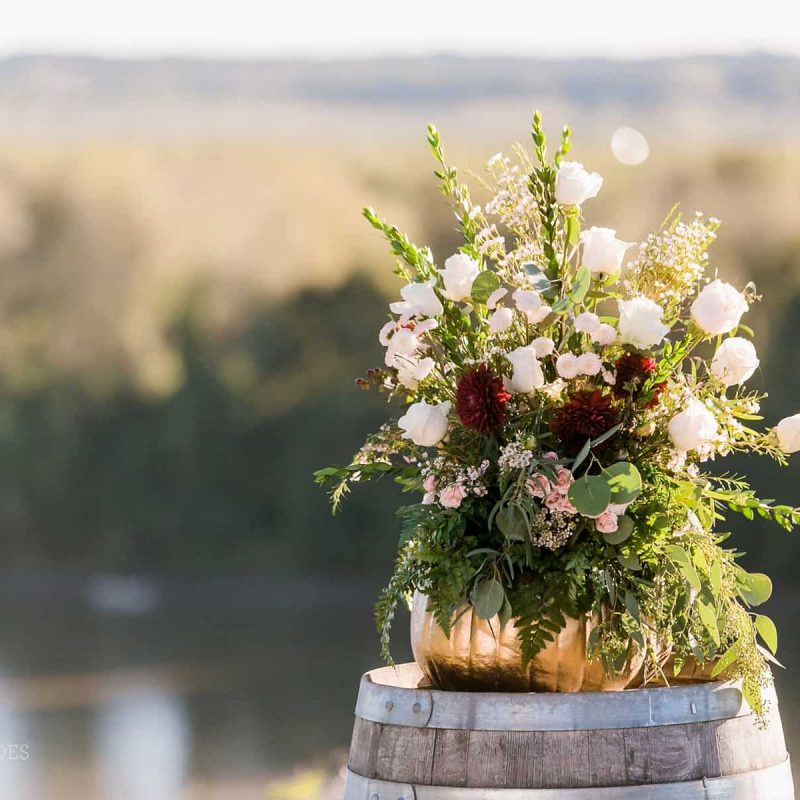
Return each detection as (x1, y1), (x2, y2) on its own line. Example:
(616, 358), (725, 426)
(471, 271), (502, 304)
(603, 515), (634, 545)
(551, 297), (572, 315)
(568, 264), (591, 303)
(472, 578), (506, 620)
(603, 462), (643, 504)
(496, 503), (529, 542)
(522, 262), (552, 292)
(624, 590), (640, 621)
(755, 614), (778, 655)
(617, 551), (642, 571)
(568, 475), (611, 517)
(498, 595), (514, 629)
(571, 438), (592, 472)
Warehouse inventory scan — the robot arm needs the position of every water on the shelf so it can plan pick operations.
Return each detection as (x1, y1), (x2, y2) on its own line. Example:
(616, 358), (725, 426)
(0, 573), (794, 799)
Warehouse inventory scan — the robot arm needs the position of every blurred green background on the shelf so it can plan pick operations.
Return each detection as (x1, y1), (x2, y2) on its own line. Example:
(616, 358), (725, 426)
(0, 51), (797, 798)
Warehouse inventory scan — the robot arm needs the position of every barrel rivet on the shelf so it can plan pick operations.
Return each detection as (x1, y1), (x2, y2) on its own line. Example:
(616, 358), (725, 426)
(690, 702), (697, 714)
(385, 700), (394, 711)
(412, 702), (421, 713)
(371, 794), (379, 800)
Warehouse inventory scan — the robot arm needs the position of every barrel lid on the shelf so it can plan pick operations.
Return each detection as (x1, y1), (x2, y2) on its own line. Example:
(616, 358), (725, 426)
(354, 663), (774, 731)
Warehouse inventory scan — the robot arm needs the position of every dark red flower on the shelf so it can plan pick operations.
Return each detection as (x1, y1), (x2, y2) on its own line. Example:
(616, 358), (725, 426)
(456, 364), (511, 434)
(550, 389), (620, 456)
(614, 353), (665, 406)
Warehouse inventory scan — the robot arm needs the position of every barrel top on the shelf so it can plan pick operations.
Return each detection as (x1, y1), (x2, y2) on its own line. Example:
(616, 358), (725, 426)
(355, 662), (773, 731)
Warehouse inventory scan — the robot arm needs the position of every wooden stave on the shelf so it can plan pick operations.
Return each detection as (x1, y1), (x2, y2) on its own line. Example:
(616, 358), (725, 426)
(347, 663), (791, 793)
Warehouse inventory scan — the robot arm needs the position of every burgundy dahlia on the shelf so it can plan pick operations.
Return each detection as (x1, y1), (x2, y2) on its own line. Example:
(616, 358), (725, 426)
(614, 353), (665, 407)
(550, 389), (620, 456)
(455, 364), (511, 434)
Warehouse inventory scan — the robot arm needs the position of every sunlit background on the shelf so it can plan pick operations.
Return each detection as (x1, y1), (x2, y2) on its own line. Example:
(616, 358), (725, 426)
(0, 3), (798, 797)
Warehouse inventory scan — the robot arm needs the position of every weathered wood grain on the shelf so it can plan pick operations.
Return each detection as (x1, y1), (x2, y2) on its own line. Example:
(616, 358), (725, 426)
(374, 724), (436, 784)
(347, 717), (380, 777)
(431, 729), (469, 786)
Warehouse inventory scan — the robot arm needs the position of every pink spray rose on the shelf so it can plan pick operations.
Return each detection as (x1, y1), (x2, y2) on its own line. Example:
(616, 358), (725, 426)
(526, 474), (551, 499)
(423, 474), (439, 493)
(595, 511), (619, 534)
(439, 484), (466, 509)
(554, 467), (574, 494)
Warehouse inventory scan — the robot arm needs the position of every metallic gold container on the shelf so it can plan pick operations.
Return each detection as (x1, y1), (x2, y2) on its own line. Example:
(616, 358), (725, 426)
(410, 592), (644, 692)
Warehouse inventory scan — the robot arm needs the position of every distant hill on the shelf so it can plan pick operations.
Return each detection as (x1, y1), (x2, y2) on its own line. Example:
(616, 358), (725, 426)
(0, 52), (797, 141)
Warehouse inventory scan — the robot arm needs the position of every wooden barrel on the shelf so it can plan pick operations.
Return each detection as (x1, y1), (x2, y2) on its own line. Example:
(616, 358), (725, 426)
(344, 663), (793, 799)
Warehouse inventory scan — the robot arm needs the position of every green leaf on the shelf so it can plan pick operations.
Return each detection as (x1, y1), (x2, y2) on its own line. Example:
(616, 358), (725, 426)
(496, 504), (529, 542)
(665, 544), (691, 565)
(697, 600), (720, 646)
(568, 475), (612, 517)
(568, 264), (590, 303)
(471, 271), (501, 303)
(565, 214), (581, 246)
(736, 571), (773, 607)
(551, 297), (572, 315)
(522, 262), (552, 292)
(755, 614), (778, 655)
(710, 640), (741, 678)
(498, 595), (514, 628)
(710, 561), (722, 596)
(603, 515), (634, 545)
(602, 462), (643, 505)
(617, 551), (642, 571)
(624, 590), (640, 621)
(472, 578), (506, 620)
(571, 438), (592, 472)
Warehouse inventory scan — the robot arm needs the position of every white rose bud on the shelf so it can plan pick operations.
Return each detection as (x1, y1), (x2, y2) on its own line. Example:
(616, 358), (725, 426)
(440, 253), (479, 302)
(711, 337), (759, 387)
(513, 289), (551, 324)
(389, 279), (443, 318)
(690, 279), (749, 336)
(555, 161), (603, 206)
(506, 345), (545, 393)
(580, 227), (632, 275)
(668, 399), (719, 451)
(776, 414), (800, 454)
(618, 297), (670, 349)
(398, 400), (451, 447)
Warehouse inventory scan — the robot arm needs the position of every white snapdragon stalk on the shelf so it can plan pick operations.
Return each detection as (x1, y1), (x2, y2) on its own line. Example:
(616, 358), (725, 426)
(775, 414), (800, 454)
(398, 400), (450, 447)
(390, 279), (443, 318)
(439, 253), (479, 302)
(711, 337), (759, 386)
(555, 161), (603, 206)
(668, 398), (719, 451)
(618, 297), (670, 349)
(690, 280), (748, 336)
(506, 344), (545, 393)
(580, 227), (632, 275)
(513, 289), (551, 324)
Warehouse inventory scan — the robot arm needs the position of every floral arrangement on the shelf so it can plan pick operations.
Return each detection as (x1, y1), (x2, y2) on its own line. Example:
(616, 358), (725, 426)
(315, 113), (800, 711)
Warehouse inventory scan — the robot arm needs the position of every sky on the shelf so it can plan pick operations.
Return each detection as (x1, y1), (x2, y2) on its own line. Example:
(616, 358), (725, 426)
(1, 0), (798, 60)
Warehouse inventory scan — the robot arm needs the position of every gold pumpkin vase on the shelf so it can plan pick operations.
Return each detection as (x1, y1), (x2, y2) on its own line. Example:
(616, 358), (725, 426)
(410, 592), (644, 692)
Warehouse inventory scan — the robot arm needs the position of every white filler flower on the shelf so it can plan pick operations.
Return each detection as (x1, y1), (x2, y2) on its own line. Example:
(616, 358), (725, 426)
(555, 161), (603, 206)
(690, 279), (748, 336)
(668, 398), (719, 451)
(776, 414), (800, 454)
(711, 337), (759, 386)
(580, 227), (633, 275)
(439, 253), (479, 302)
(618, 297), (670, 349)
(398, 400), (451, 447)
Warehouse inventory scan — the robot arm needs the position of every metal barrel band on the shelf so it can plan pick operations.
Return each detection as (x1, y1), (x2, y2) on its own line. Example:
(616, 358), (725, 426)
(343, 757), (794, 800)
(354, 664), (772, 731)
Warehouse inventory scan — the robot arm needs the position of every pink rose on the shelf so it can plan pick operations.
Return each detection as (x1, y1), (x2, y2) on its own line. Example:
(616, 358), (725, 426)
(542, 451), (559, 461)
(439, 484), (466, 509)
(545, 491), (564, 510)
(595, 511), (619, 534)
(559, 495), (578, 515)
(423, 474), (439, 493)
(527, 474), (551, 499)
(554, 467), (573, 494)
(422, 492), (436, 505)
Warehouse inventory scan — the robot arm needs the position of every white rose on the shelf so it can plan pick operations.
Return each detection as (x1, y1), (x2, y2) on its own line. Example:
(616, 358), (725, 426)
(690, 280), (749, 336)
(506, 345), (545, 393)
(395, 355), (435, 389)
(668, 399), (719, 451)
(389, 279), (443, 318)
(711, 337), (759, 387)
(532, 336), (555, 357)
(398, 400), (451, 447)
(580, 227), (632, 275)
(576, 352), (602, 376)
(618, 297), (670, 349)
(776, 414), (800, 454)
(556, 353), (580, 379)
(555, 161), (603, 206)
(488, 306), (514, 334)
(440, 253), (479, 302)
(513, 289), (551, 324)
